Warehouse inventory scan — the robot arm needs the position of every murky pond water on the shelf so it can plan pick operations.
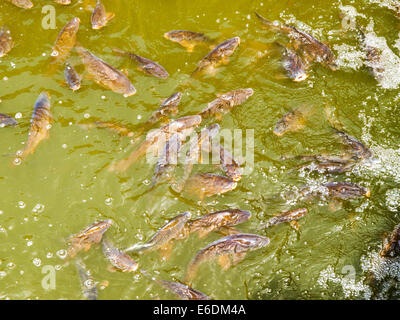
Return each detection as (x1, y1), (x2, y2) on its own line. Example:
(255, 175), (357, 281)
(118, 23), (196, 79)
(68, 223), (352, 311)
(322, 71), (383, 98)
(1, 0), (400, 300)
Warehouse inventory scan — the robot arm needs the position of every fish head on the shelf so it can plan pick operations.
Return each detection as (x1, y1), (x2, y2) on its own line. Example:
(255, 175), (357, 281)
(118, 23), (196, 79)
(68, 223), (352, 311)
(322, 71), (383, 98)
(34, 92), (51, 111)
(256, 235), (271, 248)
(13, 0), (33, 9)
(180, 211), (192, 221)
(71, 83), (81, 91)
(70, 17), (81, 27)
(227, 167), (242, 182)
(328, 61), (339, 71)
(92, 23), (102, 30)
(273, 119), (288, 136)
(0, 113), (17, 127)
(123, 83), (137, 97)
(239, 88), (254, 100)
(220, 37), (240, 54)
(323, 52), (339, 71)
(217, 177), (237, 193)
(234, 234), (270, 250)
(165, 92), (183, 106)
(164, 30), (193, 43)
(231, 209), (251, 224)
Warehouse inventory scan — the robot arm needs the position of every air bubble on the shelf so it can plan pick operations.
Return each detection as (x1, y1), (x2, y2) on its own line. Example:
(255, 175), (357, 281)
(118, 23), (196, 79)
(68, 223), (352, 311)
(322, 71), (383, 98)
(32, 258), (41, 267)
(56, 249), (67, 259)
(32, 204), (45, 214)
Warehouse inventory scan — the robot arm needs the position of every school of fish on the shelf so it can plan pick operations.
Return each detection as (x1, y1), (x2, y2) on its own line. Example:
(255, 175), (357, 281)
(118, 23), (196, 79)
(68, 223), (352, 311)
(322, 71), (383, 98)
(1, 0), (396, 300)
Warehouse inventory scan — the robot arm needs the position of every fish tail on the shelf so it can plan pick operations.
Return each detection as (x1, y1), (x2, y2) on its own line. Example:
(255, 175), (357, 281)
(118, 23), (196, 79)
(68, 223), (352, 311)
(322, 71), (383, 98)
(185, 260), (199, 283)
(106, 12), (115, 23)
(254, 12), (271, 24)
(139, 268), (154, 280)
(112, 48), (128, 57)
(108, 140), (151, 173)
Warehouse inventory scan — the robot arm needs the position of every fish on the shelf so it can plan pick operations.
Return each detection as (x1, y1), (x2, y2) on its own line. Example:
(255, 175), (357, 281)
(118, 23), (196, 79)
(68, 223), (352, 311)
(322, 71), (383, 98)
(359, 29), (385, 82)
(67, 220), (112, 258)
(6, 0), (33, 9)
(102, 239), (139, 272)
(255, 12), (338, 70)
(155, 279), (211, 300)
(146, 92), (182, 126)
(392, 2), (400, 18)
(300, 182), (371, 201)
(75, 259), (97, 300)
(151, 132), (182, 188)
(380, 223), (400, 258)
(51, 17), (80, 66)
(14, 92), (52, 163)
(113, 48), (169, 79)
(277, 42), (309, 82)
(185, 233), (270, 282)
(164, 30), (211, 52)
(109, 115), (202, 173)
(332, 128), (372, 161)
(91, 0), (115, 30)
(80, 121), (134, 137)
(324, 181), (371, 200)
(273, 106), (312, 136)
(182, 173), (237, 200)
(187, 209), (251, 239)
(192, 37), (240, 76)
(76, 46), (136, 96)
(0, 26), (14, 58)
(131, 92), (183, 142)
(263, 208), (308, 231)
(0, 113), (17, 127)
(64, 63), (81, 91)
(53, 0), (71, 5)
(285, 153), (356, 174)
(125, 212), (191, 261)
(215, 144), (242, 182)
(199, 88), (254, 120)
(299, 160), (356, 174)
(172, 123), (220, 193)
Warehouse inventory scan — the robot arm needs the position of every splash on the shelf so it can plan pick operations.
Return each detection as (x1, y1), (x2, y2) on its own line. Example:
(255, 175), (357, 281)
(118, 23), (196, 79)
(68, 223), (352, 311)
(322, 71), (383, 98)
(362, 20), (400, 89)
(317, 265), (372, 299)
(361, 250), (400, 299)
(385, 188), (400, 212)
(334, 44), (365, 70)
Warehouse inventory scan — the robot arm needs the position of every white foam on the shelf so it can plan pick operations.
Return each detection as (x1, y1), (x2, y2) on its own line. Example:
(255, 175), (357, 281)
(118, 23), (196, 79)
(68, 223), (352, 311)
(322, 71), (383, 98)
(362, 20), (400, 89)
(317, 265), (372, 298)
(334, 44), (365, 70)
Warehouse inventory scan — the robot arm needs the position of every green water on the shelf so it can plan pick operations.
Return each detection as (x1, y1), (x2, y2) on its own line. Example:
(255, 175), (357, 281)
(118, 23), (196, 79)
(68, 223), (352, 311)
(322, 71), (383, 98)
(1, 0), (400, 300)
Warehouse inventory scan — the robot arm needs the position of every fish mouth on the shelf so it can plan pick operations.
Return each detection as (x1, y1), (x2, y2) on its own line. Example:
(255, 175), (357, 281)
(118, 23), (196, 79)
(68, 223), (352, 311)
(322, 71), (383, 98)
(124, 86), (137, 97)
(329, 63), (339, 71)
(365, 189), (371, 198)
(246, 88), (254, 96)
(232, 36), (241, 45)
(293, 73), (309, 82)
(273, 129), (284, 136)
